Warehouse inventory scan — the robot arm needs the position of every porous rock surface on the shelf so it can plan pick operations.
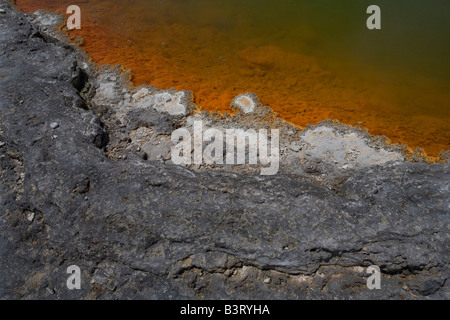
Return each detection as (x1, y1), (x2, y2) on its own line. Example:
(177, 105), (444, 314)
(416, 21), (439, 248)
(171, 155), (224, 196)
(0, 1), (449, 299)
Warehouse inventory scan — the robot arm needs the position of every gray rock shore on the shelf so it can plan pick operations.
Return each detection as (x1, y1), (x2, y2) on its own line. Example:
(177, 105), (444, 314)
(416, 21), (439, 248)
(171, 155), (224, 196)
(0, 1), (448, 299)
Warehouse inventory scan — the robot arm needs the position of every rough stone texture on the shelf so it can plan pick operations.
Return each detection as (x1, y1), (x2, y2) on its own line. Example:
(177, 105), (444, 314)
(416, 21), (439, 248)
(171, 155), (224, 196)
(0, 2), (449, 300)
(298, 125), (404, 169)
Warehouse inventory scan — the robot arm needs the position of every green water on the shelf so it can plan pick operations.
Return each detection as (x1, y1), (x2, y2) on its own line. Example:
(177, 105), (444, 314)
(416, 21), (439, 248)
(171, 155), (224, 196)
(126, 0), (450, 84)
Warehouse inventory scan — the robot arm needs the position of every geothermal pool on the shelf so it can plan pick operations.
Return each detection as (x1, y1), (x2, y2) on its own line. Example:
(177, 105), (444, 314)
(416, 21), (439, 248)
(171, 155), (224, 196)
(16, 0), (450, 157)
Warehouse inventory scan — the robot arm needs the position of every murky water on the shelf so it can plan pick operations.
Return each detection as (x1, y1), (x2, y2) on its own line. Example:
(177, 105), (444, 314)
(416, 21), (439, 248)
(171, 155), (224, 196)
(16, 0), (450, 156)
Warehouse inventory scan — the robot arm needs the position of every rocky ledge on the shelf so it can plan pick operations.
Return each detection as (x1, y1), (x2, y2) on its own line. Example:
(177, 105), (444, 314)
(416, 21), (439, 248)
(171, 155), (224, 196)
(0, 1), (449, 299)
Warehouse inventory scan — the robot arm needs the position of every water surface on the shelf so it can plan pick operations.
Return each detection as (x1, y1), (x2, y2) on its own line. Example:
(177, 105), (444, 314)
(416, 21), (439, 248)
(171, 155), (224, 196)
(17, 0), (450, 156)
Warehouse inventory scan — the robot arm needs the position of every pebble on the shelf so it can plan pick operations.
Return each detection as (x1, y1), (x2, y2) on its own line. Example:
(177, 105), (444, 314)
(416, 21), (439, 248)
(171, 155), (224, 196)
(50, 122), (59, 129)
(46, 288), (55, 295)
(0, 141), (5, 147)
(27, 212), (35, 222)
(263, 277), (271, 284)
(0, 9), (6, 14)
